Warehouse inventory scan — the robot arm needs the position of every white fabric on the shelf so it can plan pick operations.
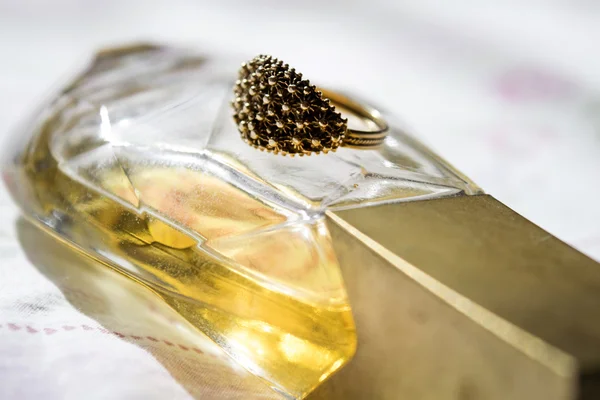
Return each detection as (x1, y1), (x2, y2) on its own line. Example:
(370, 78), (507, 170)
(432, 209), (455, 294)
(1, 1), (599, 398)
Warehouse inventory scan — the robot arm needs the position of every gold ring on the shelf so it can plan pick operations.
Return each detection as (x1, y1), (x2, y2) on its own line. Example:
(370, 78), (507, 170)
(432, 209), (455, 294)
(232, 55), (389, 156)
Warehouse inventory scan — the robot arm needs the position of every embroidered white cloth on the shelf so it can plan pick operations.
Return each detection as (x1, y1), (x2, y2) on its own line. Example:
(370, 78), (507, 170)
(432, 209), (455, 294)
(1, 1), (599, 399)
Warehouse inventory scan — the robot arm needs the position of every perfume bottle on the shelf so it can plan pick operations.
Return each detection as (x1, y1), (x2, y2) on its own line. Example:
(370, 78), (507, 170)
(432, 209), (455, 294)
(4, 44), (600, 400)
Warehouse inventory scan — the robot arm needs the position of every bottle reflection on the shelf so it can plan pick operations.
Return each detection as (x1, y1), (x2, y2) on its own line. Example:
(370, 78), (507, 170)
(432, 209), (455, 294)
(17, 217), (283, 399)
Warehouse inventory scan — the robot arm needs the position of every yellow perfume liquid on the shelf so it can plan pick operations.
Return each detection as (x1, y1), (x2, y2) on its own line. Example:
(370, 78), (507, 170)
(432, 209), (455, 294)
(9, 106), (356, 399)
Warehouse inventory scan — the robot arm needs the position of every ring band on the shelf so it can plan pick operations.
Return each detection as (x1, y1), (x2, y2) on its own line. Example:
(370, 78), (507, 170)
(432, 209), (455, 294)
(232, 55), (389, 156)
(318, 89), (388, 149)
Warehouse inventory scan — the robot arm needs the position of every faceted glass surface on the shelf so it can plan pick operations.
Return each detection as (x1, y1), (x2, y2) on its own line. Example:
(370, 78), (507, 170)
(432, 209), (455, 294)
(2, 45), (478, 399)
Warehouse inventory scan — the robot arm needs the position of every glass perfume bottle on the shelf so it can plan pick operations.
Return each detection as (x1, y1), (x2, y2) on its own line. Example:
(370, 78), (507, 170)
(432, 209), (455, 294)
(2, 44), (473, 398)
(6, 44), (599, 400)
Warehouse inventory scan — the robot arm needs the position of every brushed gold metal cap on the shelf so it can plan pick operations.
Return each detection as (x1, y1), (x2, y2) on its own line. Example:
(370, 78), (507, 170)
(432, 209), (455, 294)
(306, 194), (600, 400)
